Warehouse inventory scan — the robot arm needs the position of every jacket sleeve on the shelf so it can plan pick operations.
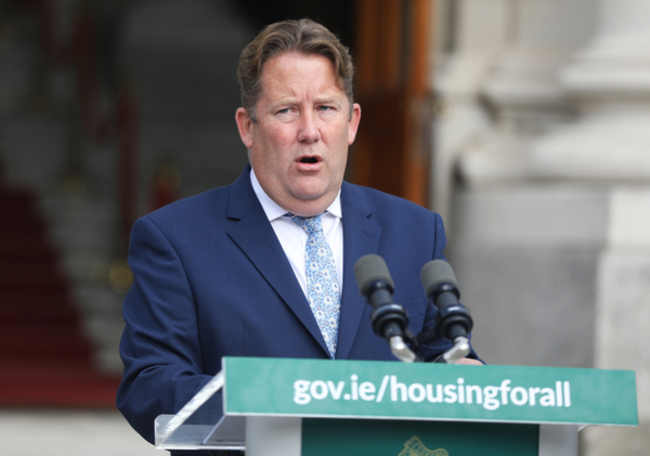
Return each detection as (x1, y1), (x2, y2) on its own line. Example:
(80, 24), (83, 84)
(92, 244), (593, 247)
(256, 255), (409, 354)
(417, 212), (481, 362)
(116, 216), (219, 443)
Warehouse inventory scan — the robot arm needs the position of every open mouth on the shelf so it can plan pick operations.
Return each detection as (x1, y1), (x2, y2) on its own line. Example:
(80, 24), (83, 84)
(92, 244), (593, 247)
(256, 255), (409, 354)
(299, 156), (319, 164)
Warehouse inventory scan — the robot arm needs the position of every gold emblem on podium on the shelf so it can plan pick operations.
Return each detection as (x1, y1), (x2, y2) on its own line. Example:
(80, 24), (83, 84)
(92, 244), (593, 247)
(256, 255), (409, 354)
(398, 436), (449, 456)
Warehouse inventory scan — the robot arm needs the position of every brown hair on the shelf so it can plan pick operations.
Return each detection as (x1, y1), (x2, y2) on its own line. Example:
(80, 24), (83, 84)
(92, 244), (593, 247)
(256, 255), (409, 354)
(237, 19), (354, 121)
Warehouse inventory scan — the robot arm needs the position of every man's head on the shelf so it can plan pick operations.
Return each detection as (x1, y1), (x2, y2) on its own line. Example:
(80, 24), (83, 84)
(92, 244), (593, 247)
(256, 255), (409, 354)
(237, 19), (355, 122)
(235, 20), (361, 217)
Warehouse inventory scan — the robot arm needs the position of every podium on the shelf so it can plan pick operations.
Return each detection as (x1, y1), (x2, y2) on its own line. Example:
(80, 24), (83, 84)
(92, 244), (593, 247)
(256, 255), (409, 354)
(155, 357), (637, 455)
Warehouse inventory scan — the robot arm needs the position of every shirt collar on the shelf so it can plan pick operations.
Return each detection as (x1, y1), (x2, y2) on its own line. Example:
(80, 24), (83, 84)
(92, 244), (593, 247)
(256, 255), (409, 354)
(250, 167), (342, 222)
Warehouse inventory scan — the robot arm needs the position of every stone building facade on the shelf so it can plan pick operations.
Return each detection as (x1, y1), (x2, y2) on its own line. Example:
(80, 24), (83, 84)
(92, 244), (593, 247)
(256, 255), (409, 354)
(432, 0), (650, 453)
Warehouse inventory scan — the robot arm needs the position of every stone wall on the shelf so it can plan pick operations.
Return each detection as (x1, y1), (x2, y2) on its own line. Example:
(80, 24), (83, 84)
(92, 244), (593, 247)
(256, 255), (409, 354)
(433, 0), (649, 453)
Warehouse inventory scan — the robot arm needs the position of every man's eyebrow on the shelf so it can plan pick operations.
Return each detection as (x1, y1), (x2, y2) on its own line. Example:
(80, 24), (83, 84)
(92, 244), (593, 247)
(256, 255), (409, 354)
(269, 98), (299, 109)
(315, 96), (342, 105)
(268, 95), (343, 110)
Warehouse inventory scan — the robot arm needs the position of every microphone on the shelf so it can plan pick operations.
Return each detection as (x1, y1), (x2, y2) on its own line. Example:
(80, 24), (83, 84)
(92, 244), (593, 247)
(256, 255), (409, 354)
(354, 254), (409, 341)
(420, 260), (473, 349)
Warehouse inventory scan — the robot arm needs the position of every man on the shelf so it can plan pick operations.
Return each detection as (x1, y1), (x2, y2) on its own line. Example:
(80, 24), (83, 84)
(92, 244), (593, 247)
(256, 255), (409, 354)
(117, 18), (480, 450)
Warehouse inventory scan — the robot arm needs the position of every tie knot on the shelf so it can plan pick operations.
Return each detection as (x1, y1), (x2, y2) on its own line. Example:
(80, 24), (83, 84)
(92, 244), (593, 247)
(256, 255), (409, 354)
(287, 213), (323, 235)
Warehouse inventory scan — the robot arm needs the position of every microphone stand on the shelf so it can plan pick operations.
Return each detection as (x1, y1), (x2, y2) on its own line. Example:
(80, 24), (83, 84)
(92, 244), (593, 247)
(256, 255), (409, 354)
(374, 304), (471, 364)
(413, 319), (471, 364)
(370, 303), (421, 363)
(436, 336), (471, 364)
(388, 329), (469, 364)
(387, 332), (420, 363)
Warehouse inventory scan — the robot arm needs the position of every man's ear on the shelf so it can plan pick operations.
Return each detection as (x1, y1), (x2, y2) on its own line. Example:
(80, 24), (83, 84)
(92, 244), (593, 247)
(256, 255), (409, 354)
(235, 107), (254, 148)
(347, 103), (362, 145)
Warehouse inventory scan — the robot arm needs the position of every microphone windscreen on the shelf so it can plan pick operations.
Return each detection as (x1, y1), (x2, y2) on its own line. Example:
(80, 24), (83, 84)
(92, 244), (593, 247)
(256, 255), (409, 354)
(420, 260), (458, 297)
(354, 254), (394, 295)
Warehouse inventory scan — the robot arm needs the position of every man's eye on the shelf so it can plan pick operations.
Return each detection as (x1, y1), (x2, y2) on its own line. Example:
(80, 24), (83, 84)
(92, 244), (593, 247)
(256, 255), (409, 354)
(319, 106), (333, 112)
(277, 108), (291, 114)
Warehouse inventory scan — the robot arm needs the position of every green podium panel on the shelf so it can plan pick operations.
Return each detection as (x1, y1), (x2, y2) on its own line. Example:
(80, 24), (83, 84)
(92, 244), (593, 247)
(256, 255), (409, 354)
(223, 357), (638, 426)
(302, 419), (539, 456)
(156, 357), (638, 455)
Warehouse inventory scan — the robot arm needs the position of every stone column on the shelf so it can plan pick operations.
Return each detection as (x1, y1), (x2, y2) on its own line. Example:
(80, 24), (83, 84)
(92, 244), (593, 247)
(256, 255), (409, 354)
(431, 0), (511, 221)
(442, 0), (601, 374)
(526, 1), (650, 452)
(584, 190), (650, 454)
(529, 0), (650, 179)
(458, 0), (595, 186)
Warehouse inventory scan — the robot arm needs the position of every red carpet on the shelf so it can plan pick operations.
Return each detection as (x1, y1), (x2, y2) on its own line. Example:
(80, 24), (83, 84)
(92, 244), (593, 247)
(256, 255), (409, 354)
(0, 183), (121, 408)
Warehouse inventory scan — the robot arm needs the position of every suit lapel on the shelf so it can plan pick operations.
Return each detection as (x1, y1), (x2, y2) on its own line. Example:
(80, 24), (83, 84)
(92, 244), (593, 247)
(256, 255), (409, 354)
(226, 167), (329, 355)
(335, 183), (381, 359)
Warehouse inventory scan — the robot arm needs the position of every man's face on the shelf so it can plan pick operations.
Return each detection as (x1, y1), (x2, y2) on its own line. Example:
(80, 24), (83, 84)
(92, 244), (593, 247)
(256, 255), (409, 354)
(236, 52), (361, 216)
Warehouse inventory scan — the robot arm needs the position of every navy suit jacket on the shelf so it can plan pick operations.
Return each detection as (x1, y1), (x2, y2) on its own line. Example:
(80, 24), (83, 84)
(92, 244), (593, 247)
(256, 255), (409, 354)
(117, 165), (477, 444)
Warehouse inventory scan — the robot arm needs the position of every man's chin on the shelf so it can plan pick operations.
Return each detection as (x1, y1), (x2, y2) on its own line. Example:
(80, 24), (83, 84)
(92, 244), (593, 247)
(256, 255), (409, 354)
(289, 182), (332, 202)
(284, 189), (337, 216)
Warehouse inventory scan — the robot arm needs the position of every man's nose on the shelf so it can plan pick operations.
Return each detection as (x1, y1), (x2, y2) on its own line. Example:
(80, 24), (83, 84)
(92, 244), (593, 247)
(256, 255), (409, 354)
(297, 110), (320, 143)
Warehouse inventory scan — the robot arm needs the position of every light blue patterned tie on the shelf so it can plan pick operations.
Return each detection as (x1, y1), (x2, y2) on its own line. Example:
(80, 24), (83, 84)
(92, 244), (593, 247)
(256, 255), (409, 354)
(288, 213), (340, 357)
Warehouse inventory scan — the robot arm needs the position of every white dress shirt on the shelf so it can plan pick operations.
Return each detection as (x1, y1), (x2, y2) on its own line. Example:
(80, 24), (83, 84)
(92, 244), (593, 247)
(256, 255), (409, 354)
(250, 168), (344, 300)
